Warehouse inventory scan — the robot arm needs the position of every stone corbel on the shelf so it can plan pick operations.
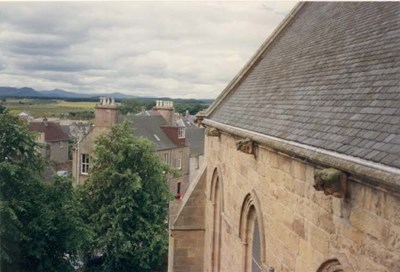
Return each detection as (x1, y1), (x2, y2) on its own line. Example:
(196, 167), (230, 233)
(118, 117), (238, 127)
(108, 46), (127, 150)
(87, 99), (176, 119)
(194, 116), (203, 127)
(313, 168), (347, 198)
(194, 111), (207, 127)
(236, 138), (254, 155)
(206, 127), (220, 137)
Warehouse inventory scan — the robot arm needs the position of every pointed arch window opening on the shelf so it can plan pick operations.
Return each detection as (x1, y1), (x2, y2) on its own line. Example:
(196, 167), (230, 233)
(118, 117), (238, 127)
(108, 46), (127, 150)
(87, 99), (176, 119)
(211, 177), (222, 272)
(252, 218), (262, 272)
(317, 259), (344, 272)
(239, 193), (266, 272)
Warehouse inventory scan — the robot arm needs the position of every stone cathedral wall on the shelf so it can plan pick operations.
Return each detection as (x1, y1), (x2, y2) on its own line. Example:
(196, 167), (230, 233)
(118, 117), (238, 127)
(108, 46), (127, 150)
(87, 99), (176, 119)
(203, 133), (400, 272)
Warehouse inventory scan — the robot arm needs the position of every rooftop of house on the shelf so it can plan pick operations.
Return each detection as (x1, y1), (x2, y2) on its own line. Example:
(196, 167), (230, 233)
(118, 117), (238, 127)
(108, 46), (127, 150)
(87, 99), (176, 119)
(186, 126), (205, 157)
(124, 110), (205, 155)
(17, 111), (30, 117)
(28, 119), (69, 142)
(180, 114), (205, 157)
(60, 122), (91, 139)
(208, 2), (400, 169)
(123, 115), (178, 151)
(135, 109), (161, 117)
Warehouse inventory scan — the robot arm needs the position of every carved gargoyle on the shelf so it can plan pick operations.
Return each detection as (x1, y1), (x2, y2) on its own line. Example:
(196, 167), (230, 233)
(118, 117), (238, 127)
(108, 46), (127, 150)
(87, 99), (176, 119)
(314, 168), (347, 198)
(236, 138), (253, 154)
(206, 127), (220, 137)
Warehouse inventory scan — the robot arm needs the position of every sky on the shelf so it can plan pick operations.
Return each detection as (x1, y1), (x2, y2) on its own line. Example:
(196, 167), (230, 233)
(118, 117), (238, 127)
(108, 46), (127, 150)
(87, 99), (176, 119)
(0, 1), (296, 99)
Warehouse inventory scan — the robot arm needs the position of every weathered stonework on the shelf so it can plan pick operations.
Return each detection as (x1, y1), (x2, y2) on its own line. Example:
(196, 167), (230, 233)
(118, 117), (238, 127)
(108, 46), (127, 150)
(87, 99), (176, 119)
(235, 138), (254, 155)
(169, 166), (207, 272)
(197, 133), (400, 272)
(314, 168), (347, 198)
(205, 127), (220, 137)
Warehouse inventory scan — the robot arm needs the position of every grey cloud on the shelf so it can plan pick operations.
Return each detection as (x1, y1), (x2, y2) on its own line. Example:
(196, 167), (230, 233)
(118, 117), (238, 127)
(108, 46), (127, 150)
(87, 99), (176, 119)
(4, 39), (69, 56)
(19, 60), (94, 72)
(0, 1), (296, 99)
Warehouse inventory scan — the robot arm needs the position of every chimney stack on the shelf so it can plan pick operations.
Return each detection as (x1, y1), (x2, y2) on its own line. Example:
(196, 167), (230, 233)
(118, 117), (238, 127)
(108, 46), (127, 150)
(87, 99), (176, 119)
(153, 100), (175, 125)
(94, 97), (119, 128)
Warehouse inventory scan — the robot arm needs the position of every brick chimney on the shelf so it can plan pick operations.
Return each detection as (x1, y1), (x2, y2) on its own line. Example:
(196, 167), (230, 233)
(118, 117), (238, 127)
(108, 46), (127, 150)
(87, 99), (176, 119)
(94, 97), (119, 128)
(153, 100), (175, 125)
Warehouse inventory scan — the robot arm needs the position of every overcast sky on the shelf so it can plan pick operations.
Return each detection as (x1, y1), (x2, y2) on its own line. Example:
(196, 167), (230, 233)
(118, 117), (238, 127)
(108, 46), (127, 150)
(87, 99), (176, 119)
(0, 1), (296, 99)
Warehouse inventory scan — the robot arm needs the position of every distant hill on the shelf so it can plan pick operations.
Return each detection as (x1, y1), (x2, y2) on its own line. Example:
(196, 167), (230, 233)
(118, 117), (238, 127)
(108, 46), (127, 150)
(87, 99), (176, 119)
(39, 89), (90, 98)
(0, 86), (214, 102)
(0, 87), (42, 97)
(0, 86), (135, 99)
(106, 92), (135, 99)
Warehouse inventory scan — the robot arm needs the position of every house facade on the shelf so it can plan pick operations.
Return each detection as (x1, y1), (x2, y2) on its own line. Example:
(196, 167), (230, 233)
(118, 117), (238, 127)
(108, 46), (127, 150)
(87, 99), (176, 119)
(124, 101), (191, 201)
(169, 2), (400, 272)
(28, 118), (69, 163)
(181, 112), (205, 183)
(72, 98), (192, 210)
(72, 97), (119, 185)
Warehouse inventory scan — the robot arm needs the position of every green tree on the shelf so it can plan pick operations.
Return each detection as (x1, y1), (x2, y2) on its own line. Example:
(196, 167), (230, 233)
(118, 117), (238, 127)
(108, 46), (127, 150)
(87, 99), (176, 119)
(0, 109), (91, 272)
(80, 122), (172, 272)
(174, 103), (208, 115)
(119, 99), (143, 115)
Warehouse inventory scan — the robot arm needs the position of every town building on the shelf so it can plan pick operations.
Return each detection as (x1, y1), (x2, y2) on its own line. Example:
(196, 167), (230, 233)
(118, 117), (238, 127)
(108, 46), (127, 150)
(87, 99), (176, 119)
(169, 2), (400, 272)
(17, 111), (33, 122)
(181, 111), (205, 183)
(71, 98), (200, 212)
(28, 118), (69, 163)
(123, 100), (191, 201)
(72, 97), (119, 185)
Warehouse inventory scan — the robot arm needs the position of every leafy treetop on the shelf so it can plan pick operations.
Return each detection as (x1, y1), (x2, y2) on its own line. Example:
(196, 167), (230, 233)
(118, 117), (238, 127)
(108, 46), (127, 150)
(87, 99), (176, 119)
(81, 121), (173, 272)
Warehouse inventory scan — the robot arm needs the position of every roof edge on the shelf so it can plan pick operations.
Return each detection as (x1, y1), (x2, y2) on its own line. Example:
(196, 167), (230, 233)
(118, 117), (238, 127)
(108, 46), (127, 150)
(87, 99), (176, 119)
(204, 2), (305, 117)
(171, 163), (207, 230)
(203, 119), (400, 195)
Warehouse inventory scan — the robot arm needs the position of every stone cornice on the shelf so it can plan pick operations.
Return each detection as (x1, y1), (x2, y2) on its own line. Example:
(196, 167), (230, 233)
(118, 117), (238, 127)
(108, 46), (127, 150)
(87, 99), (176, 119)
(203, 119), (400, 196)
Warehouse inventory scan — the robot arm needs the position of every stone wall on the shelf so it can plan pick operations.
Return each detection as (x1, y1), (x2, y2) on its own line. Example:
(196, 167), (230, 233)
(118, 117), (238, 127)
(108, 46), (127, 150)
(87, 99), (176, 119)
(72, 127), (109, 186)
(94, 105), (119, 128)
(189, 155), (204, 184)
(169, 166), (207, 272)
(202, 132), (400, 272)
(49, 140), (69, 162)
(169, 230), (205, 272)
(172, 147), (190, 197)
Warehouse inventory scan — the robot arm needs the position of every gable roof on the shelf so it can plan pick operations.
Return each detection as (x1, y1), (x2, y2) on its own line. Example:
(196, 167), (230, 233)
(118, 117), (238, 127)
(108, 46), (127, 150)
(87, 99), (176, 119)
(206, 2), (400, 170)
(28, 121), (69, 142)
(124, 115), (178, 151)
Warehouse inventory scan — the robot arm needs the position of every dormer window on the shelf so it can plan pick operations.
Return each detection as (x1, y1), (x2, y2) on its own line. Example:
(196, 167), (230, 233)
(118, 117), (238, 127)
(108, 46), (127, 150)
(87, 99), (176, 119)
(178, 127), (185, 139)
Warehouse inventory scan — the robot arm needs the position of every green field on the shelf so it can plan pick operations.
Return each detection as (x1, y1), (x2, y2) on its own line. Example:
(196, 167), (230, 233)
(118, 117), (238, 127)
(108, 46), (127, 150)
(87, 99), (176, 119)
(1, 99), (96, 118)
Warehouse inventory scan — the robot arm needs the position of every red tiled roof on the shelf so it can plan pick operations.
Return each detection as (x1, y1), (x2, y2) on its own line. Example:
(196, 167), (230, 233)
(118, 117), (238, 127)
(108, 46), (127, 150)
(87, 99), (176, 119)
(28, 121), (69, 142)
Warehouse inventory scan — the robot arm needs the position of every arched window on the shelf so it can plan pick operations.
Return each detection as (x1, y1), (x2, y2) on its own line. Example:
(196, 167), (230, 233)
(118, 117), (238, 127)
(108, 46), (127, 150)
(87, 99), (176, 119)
(210, 168), (224, 272)
(252, 218), (262, 271)
(239, 192), (265, 272)
(317, 259), (344, 272)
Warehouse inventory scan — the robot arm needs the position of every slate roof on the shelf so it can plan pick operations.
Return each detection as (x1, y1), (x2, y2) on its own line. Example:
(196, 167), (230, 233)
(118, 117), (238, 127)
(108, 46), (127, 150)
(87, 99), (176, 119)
(123, 115), (178, 151)
(28, 121), (69, 142)
(209, 2), (400, 169)
(175, 115), (205, 156)
(186, 127), (205, 157)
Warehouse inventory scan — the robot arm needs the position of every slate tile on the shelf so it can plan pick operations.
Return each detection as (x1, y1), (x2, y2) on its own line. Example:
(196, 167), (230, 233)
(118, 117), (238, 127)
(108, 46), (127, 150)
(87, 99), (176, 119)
(211, 2), (400, 168)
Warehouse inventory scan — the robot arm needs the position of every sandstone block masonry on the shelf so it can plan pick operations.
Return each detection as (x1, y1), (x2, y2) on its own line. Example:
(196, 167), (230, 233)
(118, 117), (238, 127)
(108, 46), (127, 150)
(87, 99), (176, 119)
(199, 133), (400, 272)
